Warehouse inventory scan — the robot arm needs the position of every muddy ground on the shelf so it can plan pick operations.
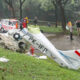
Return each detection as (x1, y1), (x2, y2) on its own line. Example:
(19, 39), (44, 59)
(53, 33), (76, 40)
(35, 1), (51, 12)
(35, 33), (80, 54)
(44, 33), (80, 50)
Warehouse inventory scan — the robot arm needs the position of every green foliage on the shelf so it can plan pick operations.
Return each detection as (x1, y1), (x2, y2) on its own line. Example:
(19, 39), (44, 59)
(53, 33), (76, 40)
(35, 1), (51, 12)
(1, 0), (80, 23)
(23, 0), (40, 9)
(71, 0), (74, 4)
(39, 0), (54, 11)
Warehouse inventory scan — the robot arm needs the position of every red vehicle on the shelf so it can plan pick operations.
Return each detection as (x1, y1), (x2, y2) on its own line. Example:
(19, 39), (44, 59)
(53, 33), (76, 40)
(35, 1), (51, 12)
(0, 19), (19, 32)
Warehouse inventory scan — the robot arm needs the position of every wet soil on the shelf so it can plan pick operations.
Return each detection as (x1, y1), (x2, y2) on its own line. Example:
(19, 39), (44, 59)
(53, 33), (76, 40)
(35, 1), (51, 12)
(44, 33), (80, 50)
(35, 33), (80, 54)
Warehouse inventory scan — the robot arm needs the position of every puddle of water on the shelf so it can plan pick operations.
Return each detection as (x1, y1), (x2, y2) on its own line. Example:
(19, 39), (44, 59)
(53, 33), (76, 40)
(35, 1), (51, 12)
(47, 34), (80, 50)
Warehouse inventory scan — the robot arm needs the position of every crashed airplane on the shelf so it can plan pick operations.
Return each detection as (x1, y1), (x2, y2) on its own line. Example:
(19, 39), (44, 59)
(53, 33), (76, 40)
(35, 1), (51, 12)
(0, 19), (80, 70)
(7, 25), (80, 70)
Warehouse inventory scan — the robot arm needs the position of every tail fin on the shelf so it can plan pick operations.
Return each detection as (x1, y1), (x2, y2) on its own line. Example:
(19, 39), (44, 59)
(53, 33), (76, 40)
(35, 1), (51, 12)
(59, 51), (80, 70)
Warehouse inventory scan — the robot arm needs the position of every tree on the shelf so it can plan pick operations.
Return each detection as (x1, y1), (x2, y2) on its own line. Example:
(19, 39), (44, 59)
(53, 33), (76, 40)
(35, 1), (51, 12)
(0, 0), (4, 18)
(51, 0), (70, 30)
(52, 0), (58, 27)
(57, 0), (69, 30)
(39, 0), (69, 30)
(4, 0), (15, 18)
(19, 0), (25, 19)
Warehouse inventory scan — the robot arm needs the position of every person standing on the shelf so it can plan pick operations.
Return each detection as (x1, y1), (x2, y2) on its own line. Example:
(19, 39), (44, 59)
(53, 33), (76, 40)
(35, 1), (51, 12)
(24, 17), (29, 28)
(67, 21), (73, 40)
(22, 19), (27, 28)
(48, 22), (51, 27)
(33, 16), (38, 25)
(76, 20), (80, 36)
(15, 22), (18, 29)
(20, 18), (24, 30)
(20, 17), (29, 30)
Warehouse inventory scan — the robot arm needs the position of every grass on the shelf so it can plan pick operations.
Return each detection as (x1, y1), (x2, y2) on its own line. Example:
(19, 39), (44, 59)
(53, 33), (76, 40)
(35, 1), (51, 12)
(40, 26), (63, 33)
(39, 25), (78, 35)
(28, 24), (78, 35)
(0, 48), (80, 80)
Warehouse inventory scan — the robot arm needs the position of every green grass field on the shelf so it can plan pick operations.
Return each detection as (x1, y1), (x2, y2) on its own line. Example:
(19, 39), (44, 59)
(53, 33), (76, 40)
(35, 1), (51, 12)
(40, 26), (63, 33)
(39, 25), (78, 35)
(0, 48), (80, 80)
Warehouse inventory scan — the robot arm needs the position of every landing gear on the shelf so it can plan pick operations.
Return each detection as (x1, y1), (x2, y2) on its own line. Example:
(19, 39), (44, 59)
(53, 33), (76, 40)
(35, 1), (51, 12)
(18, 42), (28, 53)
(18, 42), (27, 49)
(13, 33), (28, 52)
(13, 33), (20, 41)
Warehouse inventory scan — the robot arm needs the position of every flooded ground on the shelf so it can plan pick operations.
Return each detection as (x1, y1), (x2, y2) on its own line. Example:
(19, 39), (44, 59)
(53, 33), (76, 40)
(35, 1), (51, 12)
(44, 33), (80, 50)
(35, 33), (80, 54)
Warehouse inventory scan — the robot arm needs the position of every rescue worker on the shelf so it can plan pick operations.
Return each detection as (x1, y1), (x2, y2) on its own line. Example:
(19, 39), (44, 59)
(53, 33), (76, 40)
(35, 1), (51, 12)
(23, 17), (29, 28)
(22, 19), (27, 28)
(20, 17), (29, 33)
(33, 16), (38, 25)
(76, 20), (80, 36)
(20, 19), (24, 30)
(16, 22), (18, 29)
(20, 17), (29, 30)
(67, 21), (73, 40)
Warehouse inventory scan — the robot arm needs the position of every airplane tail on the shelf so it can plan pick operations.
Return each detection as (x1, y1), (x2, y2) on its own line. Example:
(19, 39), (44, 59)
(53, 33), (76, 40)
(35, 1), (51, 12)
(58, 50), (80, 70)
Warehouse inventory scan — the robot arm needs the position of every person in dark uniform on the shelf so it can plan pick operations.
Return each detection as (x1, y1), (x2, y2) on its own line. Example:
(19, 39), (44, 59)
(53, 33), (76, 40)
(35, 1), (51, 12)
(76, 20), (80, 36)
(20, 17), (29, 30)
(67, 21), (73, 40)
(33, 16), (38, 25)
(20, 19), (24, 30)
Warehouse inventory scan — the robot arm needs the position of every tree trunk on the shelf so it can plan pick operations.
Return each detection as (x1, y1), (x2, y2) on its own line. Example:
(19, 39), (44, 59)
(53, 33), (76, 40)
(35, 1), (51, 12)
(59, 2), (66, 30)
(11, 6), (15, 18)
(4, 0), (15, 18)
(55, 4), (58, 28)
(52, 1), (58, 28)
(20, 0), (22, 20)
